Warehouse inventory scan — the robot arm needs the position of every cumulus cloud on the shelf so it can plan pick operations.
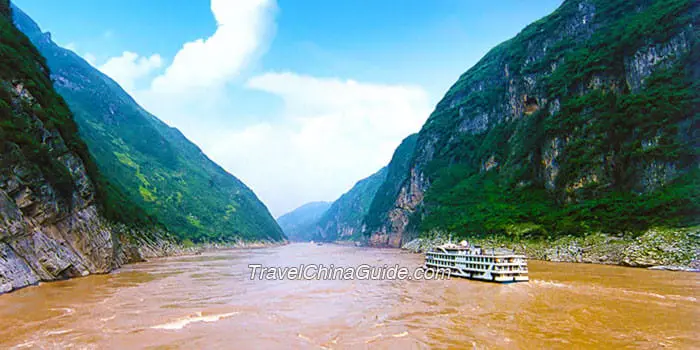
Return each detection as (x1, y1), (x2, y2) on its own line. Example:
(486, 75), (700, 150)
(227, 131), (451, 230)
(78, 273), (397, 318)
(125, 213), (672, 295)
(128, 0), (276, 131)
(203, 72), (431, 216)
(91, 0), (432, 216)
(149, 0), (275, 94)
(97, 0), (274, 99)
(98, 51), (162, 93)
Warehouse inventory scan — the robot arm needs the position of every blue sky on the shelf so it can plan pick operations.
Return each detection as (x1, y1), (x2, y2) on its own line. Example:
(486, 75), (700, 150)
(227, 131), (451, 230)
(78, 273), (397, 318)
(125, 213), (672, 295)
(15, 0), (562, 216)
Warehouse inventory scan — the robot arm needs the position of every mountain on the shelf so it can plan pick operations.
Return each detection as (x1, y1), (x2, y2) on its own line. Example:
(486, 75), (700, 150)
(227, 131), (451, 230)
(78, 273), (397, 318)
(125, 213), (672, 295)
(362, 134), (419, 246)
(313, 167), (387, 242)
(276, 201), (331, 242)
(12, 6), (285, 243)
(0, 1), (184, 294)
(366, 0), (699, 247)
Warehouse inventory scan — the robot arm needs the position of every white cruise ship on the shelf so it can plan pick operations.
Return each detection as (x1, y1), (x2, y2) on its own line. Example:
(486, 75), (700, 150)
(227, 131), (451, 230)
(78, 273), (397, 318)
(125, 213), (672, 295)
(425, 242), (529, 283)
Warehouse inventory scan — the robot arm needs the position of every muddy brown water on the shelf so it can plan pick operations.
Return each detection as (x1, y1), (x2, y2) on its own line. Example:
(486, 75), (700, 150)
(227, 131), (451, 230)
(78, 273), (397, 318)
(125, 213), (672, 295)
(0, 243), (697, 349)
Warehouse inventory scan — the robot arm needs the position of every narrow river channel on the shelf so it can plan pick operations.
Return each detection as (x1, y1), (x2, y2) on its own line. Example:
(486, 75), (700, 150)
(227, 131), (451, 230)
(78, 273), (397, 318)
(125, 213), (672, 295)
(1, 243), (697, 349)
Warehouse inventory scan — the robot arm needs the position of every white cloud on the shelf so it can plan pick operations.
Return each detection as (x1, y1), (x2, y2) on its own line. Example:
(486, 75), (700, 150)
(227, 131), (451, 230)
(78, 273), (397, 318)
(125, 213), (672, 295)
(149, 0), (275, 94)
(202, 72), (431, 216)
(126, 0), (277, 132)
(92, 0), (431, 217)
(98, 51), (162, 93)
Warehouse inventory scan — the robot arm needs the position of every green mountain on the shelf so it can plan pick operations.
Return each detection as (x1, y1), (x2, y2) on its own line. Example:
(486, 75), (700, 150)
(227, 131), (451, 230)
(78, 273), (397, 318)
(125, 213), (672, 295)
(0, 1), (184, 294)
(365, 0), (699, 247)
(12, 6), (285, 243)
(276, 201), (331, 242)
(313, 167), (387, 242)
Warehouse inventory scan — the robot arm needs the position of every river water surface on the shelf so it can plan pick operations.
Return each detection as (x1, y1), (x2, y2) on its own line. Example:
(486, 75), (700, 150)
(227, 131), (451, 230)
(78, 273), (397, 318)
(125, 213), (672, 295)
(0, 244), (698, 349)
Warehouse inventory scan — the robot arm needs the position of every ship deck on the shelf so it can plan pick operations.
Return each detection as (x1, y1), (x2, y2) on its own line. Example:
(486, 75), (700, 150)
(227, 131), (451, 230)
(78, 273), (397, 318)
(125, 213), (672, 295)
(425, 248), (529, 283)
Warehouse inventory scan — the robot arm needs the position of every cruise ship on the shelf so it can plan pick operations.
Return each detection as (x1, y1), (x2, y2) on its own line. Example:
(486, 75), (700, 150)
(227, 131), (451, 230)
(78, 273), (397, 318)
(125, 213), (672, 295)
(425, 242), (529, 283)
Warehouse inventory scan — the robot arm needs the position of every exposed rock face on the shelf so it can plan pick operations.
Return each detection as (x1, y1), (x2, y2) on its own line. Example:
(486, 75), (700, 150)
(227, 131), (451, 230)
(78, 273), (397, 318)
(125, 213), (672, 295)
(0, 127), (180, 294)
(362, 134), (419, 247)
(366, 156), (427, 247)
(0, 88), (181, 292)
(625, 31), (692, 93)
(0, 4), (182, 294)
(313, 167), (387, 242)
(367, 0), (699, 247)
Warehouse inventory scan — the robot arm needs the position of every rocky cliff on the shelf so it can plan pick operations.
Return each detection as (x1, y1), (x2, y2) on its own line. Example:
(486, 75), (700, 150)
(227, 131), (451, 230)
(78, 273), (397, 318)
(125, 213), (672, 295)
(362, 134), (419, 246)
(367, 0), (699, 248)
(312, 167), (387, 242)
(13, 5), (285, 243)
(0, 2), (185, 294)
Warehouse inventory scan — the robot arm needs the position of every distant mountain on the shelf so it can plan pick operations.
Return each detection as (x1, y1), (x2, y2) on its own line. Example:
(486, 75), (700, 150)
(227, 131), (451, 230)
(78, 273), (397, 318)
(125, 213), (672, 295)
(277, 201), (331, 242)
(365, 0), (699, 247)
(313, 167), (387, 242)
(295, 134), (419, 243)
(12, 6), (285, 243)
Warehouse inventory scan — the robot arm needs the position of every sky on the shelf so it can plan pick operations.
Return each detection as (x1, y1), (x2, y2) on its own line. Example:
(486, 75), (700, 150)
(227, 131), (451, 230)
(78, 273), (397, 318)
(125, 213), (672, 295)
(14, 0), (562, 217)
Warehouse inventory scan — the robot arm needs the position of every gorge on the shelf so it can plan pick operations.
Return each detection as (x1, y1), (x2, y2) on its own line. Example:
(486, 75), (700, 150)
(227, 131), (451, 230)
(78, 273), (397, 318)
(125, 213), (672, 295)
(1, 0), (698, 292)
(1, 0), (698, 347)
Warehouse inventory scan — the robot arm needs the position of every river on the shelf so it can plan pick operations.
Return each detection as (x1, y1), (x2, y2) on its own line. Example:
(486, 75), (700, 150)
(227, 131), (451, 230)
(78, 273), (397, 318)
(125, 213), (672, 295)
(0, 243), (697, 349)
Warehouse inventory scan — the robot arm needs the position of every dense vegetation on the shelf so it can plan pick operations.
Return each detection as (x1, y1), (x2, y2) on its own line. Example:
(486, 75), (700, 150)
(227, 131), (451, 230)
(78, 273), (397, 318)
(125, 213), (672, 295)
(0, 1), (157, 227)
(414, 0), (699, 240)
(12, 5), (284, 243)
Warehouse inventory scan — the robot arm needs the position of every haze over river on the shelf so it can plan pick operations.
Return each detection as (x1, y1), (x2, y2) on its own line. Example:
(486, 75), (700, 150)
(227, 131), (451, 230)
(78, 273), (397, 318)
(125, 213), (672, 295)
(1, 244), (697, 349)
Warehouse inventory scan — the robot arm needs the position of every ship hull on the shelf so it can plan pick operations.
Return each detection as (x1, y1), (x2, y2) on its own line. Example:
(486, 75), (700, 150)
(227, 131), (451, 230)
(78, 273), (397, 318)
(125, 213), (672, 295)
(424, 264), (529, 283)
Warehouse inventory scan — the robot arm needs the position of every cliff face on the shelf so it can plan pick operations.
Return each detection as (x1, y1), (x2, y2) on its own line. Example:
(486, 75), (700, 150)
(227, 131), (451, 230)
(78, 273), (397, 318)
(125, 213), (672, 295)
(368, 0), (699, 247)
(0, 3), (183, 294)
(0, 144), (117, 293)
(313, 167), (387, 242)
(362, 134), (419, 246)
(277, 201), (330, 242)
(12, 6), (285, 243)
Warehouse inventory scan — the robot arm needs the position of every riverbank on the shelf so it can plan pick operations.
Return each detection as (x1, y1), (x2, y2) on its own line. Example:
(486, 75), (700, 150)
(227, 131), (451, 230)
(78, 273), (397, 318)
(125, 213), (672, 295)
(0, 238), (288, 295)
(188, 239), (288, 251)
(401, 226), (700, 271)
